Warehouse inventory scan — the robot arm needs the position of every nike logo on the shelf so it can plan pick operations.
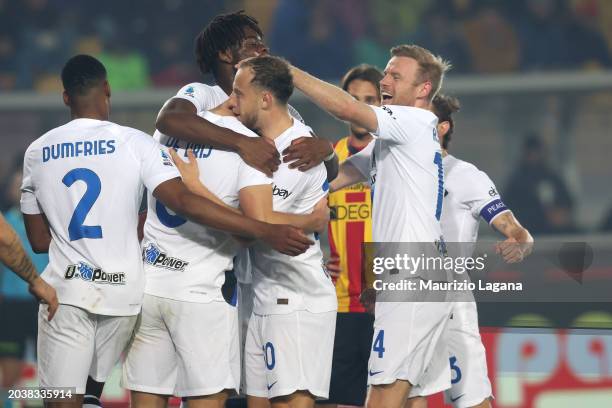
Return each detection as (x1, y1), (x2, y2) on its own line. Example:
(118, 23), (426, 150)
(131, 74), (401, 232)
(369, 370), (384, 376)
(450, 394), (465, 402)
(267, 381), (278, 390)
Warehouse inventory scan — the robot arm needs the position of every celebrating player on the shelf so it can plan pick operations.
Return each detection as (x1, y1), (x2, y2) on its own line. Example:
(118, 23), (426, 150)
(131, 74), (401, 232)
(156, 10), (338, 180)
(20, 55), (311, 408)
(176, 56), (337, 408)
(318, 64), (382, 408)
(289, 45), (451, 408)
(405, 95), (533, 408)
(123, 96), (328, 408)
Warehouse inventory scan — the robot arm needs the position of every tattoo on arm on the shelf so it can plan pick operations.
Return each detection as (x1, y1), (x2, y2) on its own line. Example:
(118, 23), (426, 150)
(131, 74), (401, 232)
(0, 228), (38, 284)
(493, 212), (531, 242)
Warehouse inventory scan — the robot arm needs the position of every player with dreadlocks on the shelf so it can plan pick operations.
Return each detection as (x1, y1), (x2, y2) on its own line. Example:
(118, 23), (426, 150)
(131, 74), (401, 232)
(156, 10), (338, 180)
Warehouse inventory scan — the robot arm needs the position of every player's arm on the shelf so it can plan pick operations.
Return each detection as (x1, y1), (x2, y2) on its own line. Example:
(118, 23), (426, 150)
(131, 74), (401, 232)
(330, 140), (373, 192)
(289, 65), (378, 133)
(156, 98), (280, 176)
(324, 153), (339, 182)
(168, 150), (242, 215)
(170, 149), (328, 233)
(23, 213), (51, 254)
(330, 161), (368, 192)
(239, 185), (329, 234)
(281, 134), (339, 179)
(153, 178), (312, 256)
(492, 212), (534, 263)
(1, 213), (58, 319)
(20, 147), (52, 254)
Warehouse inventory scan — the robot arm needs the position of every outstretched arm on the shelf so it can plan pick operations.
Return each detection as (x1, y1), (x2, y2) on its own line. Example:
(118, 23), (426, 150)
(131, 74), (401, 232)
(281, 135), (339, 179)
(290, 65), (379, 132)
(239, 186), (329, 234)
(330, 161), (368, 192)
(492, 212), (534, 263)
(2, 213), (58, 319)
(170, 149), (328, 234)
(154, 178), (312, 256)
(156, 98), (280, 176)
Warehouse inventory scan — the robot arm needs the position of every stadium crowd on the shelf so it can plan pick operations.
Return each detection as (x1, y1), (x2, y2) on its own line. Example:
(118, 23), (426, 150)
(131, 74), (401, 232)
(2, 0), (612, 92)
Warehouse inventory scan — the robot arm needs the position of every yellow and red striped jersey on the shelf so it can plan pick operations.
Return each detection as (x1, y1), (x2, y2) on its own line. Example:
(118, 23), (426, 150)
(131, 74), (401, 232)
(328, 137), (373, 313)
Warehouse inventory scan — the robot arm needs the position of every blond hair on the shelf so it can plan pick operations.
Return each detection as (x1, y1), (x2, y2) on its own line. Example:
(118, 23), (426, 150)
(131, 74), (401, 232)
(390, 45), (451, 101)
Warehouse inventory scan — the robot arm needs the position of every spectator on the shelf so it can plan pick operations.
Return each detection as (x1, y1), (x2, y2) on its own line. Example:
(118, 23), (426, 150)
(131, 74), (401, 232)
(504, 134), (577, 234)
(412, 7), (472, 73)
(150, 31), (199, 87)
(270, 0), (352, 79)
(517, 0), (567, 70)
(0, 154), (49, 405)
(563, 0), (612, 69)
(461, 3), (521, 73)
(0, 29), (17, 91)
(0, 1), (17, 90)
(97, 38), (151, 91)
(14, 0), (75, 90)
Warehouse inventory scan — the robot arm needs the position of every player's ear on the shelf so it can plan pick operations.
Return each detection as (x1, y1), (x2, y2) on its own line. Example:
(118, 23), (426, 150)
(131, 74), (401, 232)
(437, 121), (450, 139)
(218, 48), (234, 65)
(103, 80), (111, 98)
(62, 91), (70, 107)
(261, 91), (273, 109)
(419, 81), (432, 100)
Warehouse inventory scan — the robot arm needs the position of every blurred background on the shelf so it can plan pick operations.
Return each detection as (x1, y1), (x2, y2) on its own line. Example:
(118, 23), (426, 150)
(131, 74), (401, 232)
(1, 0), (612, 407)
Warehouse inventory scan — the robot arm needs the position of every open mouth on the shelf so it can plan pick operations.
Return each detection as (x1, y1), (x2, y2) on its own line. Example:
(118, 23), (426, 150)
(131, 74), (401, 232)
(382, 92), (392, 103)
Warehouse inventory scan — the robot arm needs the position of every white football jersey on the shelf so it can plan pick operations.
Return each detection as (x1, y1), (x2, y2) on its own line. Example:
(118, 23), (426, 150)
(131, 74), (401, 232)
(20, 118), (180, 316)
(167, 82), (305, 124)
(160, 82), (304, 288)
(441, 154), (510, 256)
(249, 120), (337, 315)
(171, 82), (229, 113)
(349, 105), (444, 243)
(143, 112), (272, 303)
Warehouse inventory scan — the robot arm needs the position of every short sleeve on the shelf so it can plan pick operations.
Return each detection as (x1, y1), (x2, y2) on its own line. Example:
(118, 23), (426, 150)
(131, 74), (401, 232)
(134, 132), (181, 192)
(371, 105), (437, 145)
(345, 140), (374, 180)
(294, 167), (329, 211)
(171, 83), (221, 113)
(455, 166), (510, 224)
(237, 160), (273, 192)
(20, 147), (42, 215)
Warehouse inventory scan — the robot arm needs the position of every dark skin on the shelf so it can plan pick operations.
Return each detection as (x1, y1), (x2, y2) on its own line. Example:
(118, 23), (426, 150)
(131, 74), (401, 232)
(157, 26), (338, 179)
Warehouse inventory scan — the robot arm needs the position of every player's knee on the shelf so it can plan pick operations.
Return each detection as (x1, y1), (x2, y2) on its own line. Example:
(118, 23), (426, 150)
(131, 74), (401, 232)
(404, 396), (428, 408)
(270, 390), (315, 408)
(365, 387), (386, 408)
(130, 391), (169, 408)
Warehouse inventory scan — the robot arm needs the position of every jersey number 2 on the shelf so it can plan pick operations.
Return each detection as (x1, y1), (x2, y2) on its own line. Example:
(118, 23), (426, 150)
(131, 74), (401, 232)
(62, 168), (102, 241)
(433, 152), (443, 221)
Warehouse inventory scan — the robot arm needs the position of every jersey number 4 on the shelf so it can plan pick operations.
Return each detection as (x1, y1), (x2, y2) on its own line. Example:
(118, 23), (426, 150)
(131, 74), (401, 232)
(62, 168), (102, 241)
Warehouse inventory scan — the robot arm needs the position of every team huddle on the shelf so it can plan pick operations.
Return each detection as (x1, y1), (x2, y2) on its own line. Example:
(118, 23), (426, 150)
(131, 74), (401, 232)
(17, 10), (534, 408)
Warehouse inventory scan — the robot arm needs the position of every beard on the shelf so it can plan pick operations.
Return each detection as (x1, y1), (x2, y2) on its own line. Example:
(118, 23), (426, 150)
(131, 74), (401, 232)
(238, 111), (258, 132)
